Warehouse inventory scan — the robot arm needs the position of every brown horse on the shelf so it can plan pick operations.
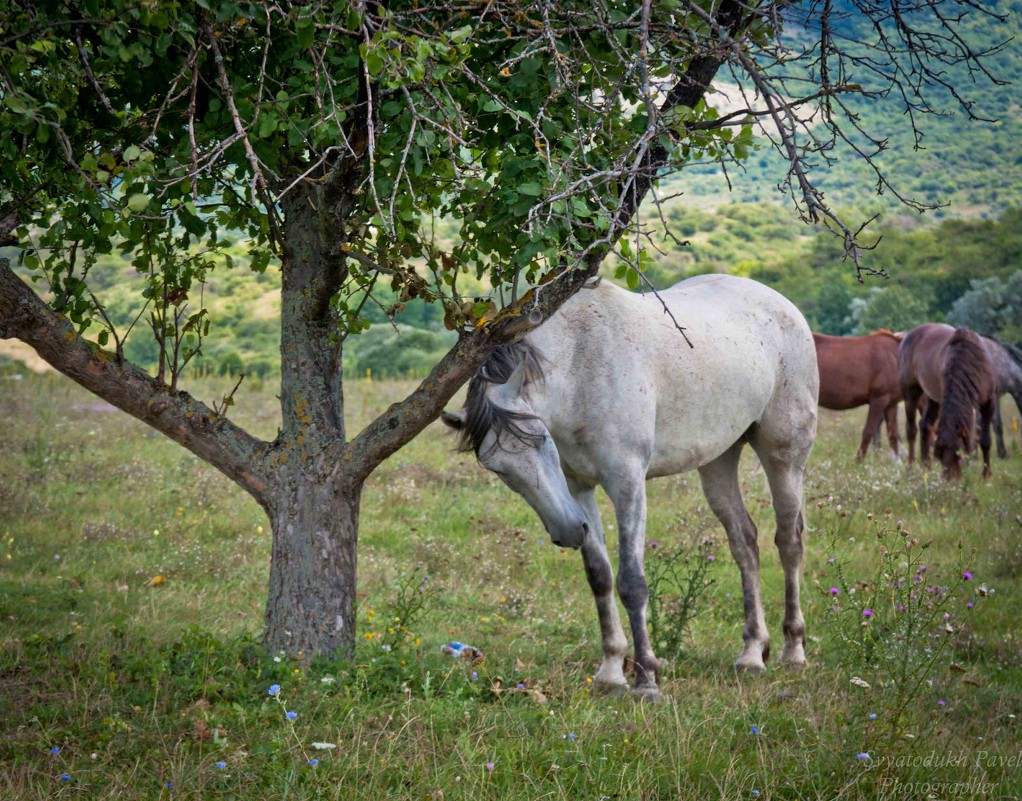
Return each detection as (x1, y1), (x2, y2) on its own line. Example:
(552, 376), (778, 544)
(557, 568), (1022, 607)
(899, 323), (998, 480)
(814, 330), (903, 460)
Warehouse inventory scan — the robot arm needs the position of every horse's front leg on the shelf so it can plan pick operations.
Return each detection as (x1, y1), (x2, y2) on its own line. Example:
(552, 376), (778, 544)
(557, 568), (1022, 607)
(607, 475), (661, 697)
(979, 399), (996, 478)
(572, 485), (629, 693)
(992, 397), (1006, 459)
(919, 399), (939, 466)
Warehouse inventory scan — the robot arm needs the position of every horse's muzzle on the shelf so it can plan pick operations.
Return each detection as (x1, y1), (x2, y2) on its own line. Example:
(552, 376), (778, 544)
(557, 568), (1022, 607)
(551, 520), (589, 550)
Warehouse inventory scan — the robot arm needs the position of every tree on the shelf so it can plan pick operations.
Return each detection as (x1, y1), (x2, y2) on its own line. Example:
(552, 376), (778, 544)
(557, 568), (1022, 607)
(0, 0), (1007, 660)
(948, 270), (1022, 341)
(846, 284), (936, 335)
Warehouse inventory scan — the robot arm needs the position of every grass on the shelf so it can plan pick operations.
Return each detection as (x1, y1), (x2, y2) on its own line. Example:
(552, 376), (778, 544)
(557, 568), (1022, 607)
(1, 371), (1021, 800)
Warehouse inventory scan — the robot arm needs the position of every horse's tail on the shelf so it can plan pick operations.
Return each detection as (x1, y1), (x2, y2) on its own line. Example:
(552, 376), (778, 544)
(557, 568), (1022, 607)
(935, 327), (990, 456)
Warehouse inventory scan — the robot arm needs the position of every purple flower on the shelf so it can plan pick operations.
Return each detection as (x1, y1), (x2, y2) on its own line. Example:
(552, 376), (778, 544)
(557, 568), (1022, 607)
(917, 565), (927, 573)
(862, 609), (874, 618)
(486, 762), (495, 771)
(649, 541), (660, 549)
(828, 556), (837, 564)
(938, 699), (946, 706)
(706, 554), (715, 562)
(268, 684), (281, 696)
(829, 587), (840, 596)
(966, 601), (974, 608)
(962, 571), (973, 581)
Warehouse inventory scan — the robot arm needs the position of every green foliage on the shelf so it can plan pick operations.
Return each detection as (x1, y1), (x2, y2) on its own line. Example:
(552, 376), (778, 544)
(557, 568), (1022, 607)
(947, 270), (1022, 340)
(646, 535), (718, 667)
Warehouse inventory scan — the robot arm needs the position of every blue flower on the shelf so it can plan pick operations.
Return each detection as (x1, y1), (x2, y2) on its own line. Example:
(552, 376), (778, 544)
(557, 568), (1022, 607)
(752, 792), (760, 798)
(856, 753), (871, 761)
(49, 746), (60, 756)
(60, 774), (71, 782)
(216, 761), (226, 769)
(470, 671), (478, 681)
(750, 725), (760, 735)
(567, 733), (576, 740)
(869, 713), (877, 720)
(307, 758), (319, 767)
(286, 711), (298, 720)
(268, 684), (281, 696)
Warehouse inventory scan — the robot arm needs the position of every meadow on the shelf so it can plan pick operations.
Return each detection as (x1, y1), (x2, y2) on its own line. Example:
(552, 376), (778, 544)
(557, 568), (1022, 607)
(1, 371), (1021, 800)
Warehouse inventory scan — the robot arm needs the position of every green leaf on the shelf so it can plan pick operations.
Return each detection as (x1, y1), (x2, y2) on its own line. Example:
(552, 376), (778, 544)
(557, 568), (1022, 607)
(517, 182), (543, 196)
(123, 145), (142, 162)
(296, 18), (315, 49)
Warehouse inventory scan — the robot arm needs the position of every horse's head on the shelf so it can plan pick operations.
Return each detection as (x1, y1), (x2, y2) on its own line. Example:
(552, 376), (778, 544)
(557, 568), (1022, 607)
(934, 419), (972, 481)
(442, 360), (590, 549)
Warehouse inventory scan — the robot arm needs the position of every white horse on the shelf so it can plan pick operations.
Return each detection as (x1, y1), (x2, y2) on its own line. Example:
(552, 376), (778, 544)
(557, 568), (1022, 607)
(442, 274), (819, 698)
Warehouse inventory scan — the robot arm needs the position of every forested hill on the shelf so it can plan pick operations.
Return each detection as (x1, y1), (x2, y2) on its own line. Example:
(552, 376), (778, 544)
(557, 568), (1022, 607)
(671, 0), (1022, 218)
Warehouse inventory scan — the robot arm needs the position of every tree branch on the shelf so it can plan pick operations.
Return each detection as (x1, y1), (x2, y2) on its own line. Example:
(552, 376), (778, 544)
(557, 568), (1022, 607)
(0, 259), (273, 505)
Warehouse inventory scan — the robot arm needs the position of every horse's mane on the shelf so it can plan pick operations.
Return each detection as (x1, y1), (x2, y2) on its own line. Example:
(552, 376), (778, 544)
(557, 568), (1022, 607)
(456, 342), (545, 454)
(935, 328), (992, 457)
(872, 328), (904, 341)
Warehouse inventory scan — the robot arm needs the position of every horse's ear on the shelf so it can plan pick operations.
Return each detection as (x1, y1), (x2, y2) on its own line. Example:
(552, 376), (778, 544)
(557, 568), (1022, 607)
(494, 359), (527, 404)
(441, 409), (467, 430)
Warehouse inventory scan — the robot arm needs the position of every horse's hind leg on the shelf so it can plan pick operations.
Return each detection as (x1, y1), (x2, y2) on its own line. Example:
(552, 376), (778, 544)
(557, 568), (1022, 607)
(858, 398), (888, 460)
(920, 399), (939, 466)
(572, 484), (629, 692)
(885, 401), (901, 459)
(698, 442), (769, 672)
(755, 446), (810, 668)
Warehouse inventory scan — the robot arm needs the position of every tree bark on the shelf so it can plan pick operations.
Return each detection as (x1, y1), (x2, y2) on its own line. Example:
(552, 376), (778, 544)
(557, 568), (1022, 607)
(264, 470), (361, 658)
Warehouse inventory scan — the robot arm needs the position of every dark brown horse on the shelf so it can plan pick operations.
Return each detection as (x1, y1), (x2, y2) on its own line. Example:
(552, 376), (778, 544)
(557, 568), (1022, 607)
(899, 323), (998, 480)
(814, 330), (903, 460)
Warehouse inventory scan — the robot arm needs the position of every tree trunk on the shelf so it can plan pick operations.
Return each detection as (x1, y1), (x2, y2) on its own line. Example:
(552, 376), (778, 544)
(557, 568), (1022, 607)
(264, 470), (362, 658)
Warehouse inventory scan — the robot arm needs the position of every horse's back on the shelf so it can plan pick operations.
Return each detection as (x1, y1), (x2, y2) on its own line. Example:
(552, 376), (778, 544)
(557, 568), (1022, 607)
(814, 331), (901, 409)
(529, 275), (818, 480)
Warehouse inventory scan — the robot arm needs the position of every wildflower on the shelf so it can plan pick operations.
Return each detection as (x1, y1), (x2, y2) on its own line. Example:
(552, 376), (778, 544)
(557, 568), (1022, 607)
(850, 676), (871, 689)
(486, 762), (495, 771)
(268, 684), (281, 696)
(60, 774), (71, 781)
(567, 733), (576, 740)
(706, 554), (715, 562)
(471, 671), (478, 680)
(649, 541), (659, 549)
(517, 682), (525, 690)
(312, 743), (337, 750)
(869, 713), (877, 720)
(862, 609), (874, 618)
(966, 601), (974, 609)
(917, 565), (927, 573)
(855, 753), (871, 761)
(828, 556), (836, 563)
(962, 571), (973, 581)
(49, 747), (60, 756)
(938, 699), (946, 706)
(750, 725), (760, 735)
(829, 587), (840, 596)
(307, 758), (319, 767)
(216, 761), (227, 769)
(286, 711), (298, 720)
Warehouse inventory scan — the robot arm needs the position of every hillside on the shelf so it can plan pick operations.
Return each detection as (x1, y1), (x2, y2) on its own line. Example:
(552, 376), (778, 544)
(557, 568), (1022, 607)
(670, 0), (1022, 218)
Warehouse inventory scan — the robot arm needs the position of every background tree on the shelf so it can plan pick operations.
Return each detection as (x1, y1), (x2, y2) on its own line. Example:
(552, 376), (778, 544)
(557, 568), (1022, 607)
(0, 0), (1007, 660)
(948, 270), (1022, 341)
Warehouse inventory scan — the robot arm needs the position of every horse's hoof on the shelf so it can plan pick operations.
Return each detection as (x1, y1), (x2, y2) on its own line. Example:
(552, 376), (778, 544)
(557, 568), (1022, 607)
(734, 659), (767, 674)
(590, 681), (629, 697)
(627, 685), (666, 703)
